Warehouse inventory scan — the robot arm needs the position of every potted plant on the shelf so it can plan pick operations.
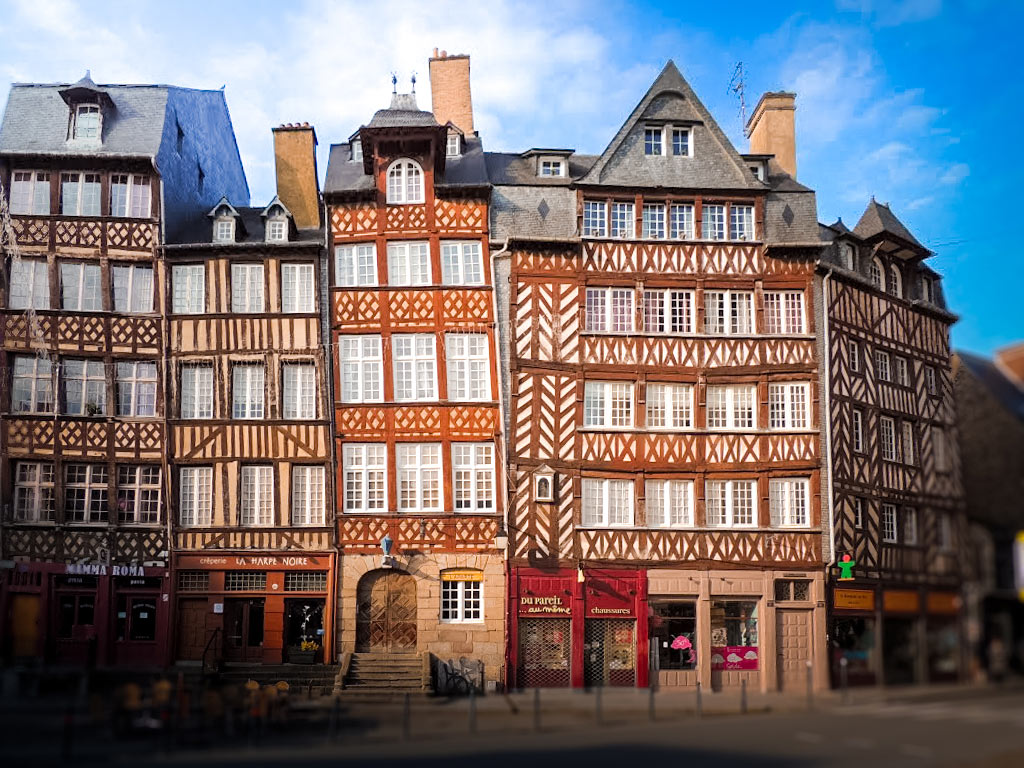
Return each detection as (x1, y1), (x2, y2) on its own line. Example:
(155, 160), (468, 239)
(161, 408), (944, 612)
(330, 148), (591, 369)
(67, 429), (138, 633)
(290, 639), (319, 664)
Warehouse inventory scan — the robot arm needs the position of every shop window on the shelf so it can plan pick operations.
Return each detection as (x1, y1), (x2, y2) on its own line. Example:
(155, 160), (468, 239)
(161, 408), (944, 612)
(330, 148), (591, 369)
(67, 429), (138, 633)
(831, 616), (877, 684)
(518, 617), (571, 687)
(224, 571), (267, 591)
(710, 600), (758, 670)
(774, 580), (811, 602)
(650, 601), (696, 670)
(927, 619), (960, 681)
(177, 571), (209, 591)
(57, 594), (95, 638)
(284, 571), (328, 592)
(584, 619), (636, 687)
(116, 595), (157, 642)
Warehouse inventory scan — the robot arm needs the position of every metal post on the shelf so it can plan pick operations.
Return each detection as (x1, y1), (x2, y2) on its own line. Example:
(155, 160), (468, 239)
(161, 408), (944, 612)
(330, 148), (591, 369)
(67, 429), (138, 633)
(740, 679), (747, 714)
(61, 704), (74, 761)
(401, 692), (411, 741)
(468, 687), (477, 734)
(533, 688), (541, 732)
(648, 684), (655, 722)
(595, 685), (603, 725)
(806, 660), (814, 711)
(840, 657), (849, 705)
(695, 681), (702, 719)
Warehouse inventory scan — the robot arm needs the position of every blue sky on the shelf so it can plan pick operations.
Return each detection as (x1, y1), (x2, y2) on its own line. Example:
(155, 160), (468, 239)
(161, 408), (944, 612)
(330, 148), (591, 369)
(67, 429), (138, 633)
(0, 0), (1017, 355)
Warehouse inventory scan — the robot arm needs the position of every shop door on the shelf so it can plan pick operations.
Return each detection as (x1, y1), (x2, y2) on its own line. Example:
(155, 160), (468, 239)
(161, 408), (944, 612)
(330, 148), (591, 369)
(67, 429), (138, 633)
(176, 598), (209, 661)
(584, 619), (636, 687)
(356, 570), (417, 652)
(518, 618), (571, 688)
(882, 617), (918, 685)
(53, 591), (97, 664)
(284, 599), (325, 662)
(10, 594), (40, 658)
(776, 609), (812, 692)
(113, 594), (159, 666)
(223, 599), (265, 663)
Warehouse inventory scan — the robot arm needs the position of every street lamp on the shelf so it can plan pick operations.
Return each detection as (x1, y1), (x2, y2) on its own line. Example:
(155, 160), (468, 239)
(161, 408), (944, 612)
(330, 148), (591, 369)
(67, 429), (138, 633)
(381, 534), (394, 568)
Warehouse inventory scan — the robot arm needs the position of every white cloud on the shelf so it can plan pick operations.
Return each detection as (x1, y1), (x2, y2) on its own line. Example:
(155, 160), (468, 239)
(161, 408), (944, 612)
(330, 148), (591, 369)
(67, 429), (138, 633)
(835, 0), (943, 27)
(940, 162), (970, 185)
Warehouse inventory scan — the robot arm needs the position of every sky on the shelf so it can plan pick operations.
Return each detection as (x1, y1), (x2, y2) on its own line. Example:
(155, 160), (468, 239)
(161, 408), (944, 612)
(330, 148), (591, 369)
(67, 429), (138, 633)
(0, 0), (1018, 355)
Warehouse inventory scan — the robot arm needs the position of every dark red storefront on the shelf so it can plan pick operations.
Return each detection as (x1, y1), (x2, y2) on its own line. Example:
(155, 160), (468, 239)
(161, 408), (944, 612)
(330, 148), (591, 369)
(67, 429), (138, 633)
(510, 567), (648, 689)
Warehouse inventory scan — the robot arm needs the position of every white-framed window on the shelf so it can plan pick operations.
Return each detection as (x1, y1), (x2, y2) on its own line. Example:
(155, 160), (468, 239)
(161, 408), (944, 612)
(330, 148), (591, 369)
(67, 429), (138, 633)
(386, 158), (424, 204)
(179, 466), (213, 527)
(642, 288), (694, 334)
(64, 463), (108, 523)
(880, 415), (897, 461)
(343, 444), (387, 513)
(610, 202), (635, 238)
(934, 427), (950, 472)
(393, 334), (437, 401)
(291, 465), (326, 525)
(231, 263), (265, 313)
(852, 408), (864, 453)
(441, 573), (483, 622)
(397, 443), (442, 512)
(387, 241), (430, 286)
(642, 204), (666, 239)
(849, 340), (860, 373)
(581, 477), (634, 527)
(925, 366), (938, 395)
(12, 356), (54, 413)
(172, 264), (205, 314)
(538, 158), (565, 177)
(921, 275), (934, 303)
(888, 265), (903, 298)
(282, 262), (315, 313)
(585, 287), (634, 333)
(729, 205), (755, 241)
(110, 174), (150, 218)
(446, 333), (490, 401)
(239, 465), (273, 526)
(671, 128), (691, 157)
(645, 479), (693, 528)
(213, 218), (235, 243)
(938, 513), (953, 550)
(882, 503), (897, 543)
(350, 139), (362, 162)
(582, 200), (607, 237)
(646, 383), (692, 429)
(904, 507), (918, 545)
(232, 363), (265, 419)
(584, 381), (633, 428)
(896, 357), (909, 387)
(853, 497), (865, 529)
(768, 382), (809, 430)
(283, 362), (316, 419)
(441, 241), (483, 285)
(14, 461), (56, 522)
(901, 421), (915, 465)
(112, 264), (154, 313)
(705, 384), (756, 429)
(842, 243), (856, 270)
(764, 291), (806, 334)
(64, 359), (106, 416)
(180, 363), (214, 419)
(705, 479), (756, 527)
(644, 126), (664, 155)
(60, 172), (101, 216)
(704, 290), (754, 335)
(339, 335), (383, 403)
(116, 361), (157, 417)
(452, 443), (495, 513)
(265, 218), (288, 243)
(446, 132), (461, 157)
(9, 170), (51, 215)
(869, 258), (884, 291)
(769, 478), (809, 527)
(875, 350), (891, 382)
(335, 243), (377, 288)
(116, 465), (161, 525)
(9, 259), (50, 310)
(669, 203), (695, 239)
(73, 103), (101, 139)
(702, 204), (726, 240)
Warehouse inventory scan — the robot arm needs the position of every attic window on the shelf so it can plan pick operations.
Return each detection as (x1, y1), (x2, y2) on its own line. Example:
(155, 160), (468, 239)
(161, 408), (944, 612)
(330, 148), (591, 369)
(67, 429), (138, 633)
(446, 132), (461, 157)
(671, 128), (691, 157)
(386, 159), (424, 205)
(214, 218), (235, 244)
(921, 275), (934, 303)
(869, 257), (884, 291)
(73, 104), (101, 140)
(266, 219), (288, 243)
(538, 158), (565, 177)
(351, 140), (363, 162)
(644, 126), (664, 156)
(749, 162), (765, 181)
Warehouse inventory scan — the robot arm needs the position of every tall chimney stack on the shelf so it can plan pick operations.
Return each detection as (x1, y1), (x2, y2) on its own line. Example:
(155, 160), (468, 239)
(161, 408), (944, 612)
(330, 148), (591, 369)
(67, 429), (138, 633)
(271, 123), (320, 230)
(429, 50), (474, 134)
(746, 91), (797, 179)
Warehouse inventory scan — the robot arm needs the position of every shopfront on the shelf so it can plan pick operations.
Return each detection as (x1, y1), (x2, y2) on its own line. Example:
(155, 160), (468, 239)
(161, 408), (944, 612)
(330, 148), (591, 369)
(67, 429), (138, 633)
(173, 553), (335, 665)
(829, 588), (878, 686)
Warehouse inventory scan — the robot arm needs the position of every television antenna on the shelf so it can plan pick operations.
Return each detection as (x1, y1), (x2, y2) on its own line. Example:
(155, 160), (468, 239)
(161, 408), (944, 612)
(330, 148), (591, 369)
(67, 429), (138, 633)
(728, 61), (748, 133)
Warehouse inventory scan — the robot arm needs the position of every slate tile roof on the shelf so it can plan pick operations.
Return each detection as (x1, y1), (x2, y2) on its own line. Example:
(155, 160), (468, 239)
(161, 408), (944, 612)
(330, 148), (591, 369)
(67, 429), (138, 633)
(853, 199), (926, 250)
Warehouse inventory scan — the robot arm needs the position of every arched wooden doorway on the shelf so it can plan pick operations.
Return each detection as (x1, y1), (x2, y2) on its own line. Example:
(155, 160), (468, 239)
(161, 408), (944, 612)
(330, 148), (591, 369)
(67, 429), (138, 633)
(355, 570), (417, 652)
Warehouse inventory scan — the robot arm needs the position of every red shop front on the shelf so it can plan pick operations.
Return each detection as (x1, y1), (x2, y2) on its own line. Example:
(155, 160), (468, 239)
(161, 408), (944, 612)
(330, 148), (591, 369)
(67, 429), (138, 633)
(510, 567), (648, 688)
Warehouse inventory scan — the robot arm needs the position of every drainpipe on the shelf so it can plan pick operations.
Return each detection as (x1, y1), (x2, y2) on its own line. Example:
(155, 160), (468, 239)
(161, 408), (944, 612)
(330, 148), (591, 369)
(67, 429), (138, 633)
(822, 268), (837, 569)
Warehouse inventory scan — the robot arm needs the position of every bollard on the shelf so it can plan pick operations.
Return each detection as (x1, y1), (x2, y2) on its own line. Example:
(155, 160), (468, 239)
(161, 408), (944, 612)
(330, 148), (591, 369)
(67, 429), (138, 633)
(533, 688), (541, 732)
(468, 687), (477, 734)
(401, 692), (411, 741)
(740, 679), (747, 714)
(805, 660), (813, 711)
(648, 684), (656, 722)
(695, 681), (702, 719)
(839, 657), (850, 705)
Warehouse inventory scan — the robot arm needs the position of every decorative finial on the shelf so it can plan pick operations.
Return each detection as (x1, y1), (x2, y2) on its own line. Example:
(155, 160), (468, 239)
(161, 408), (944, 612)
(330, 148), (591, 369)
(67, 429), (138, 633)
(411, 72), (417, 93)
(85, 69), (91, 79)
(391, 72), (397, 94)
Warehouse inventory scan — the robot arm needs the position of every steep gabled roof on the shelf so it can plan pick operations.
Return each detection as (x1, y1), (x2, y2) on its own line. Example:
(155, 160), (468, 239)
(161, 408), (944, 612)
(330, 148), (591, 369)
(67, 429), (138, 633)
(578, 61), (760, 190)
(958, 351), (1024, 423)
(853, 199), (927, 252)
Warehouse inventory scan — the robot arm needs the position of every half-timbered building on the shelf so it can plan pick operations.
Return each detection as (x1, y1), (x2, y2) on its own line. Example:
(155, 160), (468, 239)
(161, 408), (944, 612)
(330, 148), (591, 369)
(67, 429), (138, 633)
(820, 202), (966, 685)
(494, 66), (829, 691)
(165, 124), (333, 666)
(0, 75), (247, 666)
(324, 55), (506, 689)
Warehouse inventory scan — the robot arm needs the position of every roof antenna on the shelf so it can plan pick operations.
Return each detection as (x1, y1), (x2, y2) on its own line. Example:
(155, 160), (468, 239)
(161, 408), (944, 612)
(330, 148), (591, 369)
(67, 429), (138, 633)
(728, 62), (747, 134)
(410, 72), (417, 93)
(391, 72), (397, 94)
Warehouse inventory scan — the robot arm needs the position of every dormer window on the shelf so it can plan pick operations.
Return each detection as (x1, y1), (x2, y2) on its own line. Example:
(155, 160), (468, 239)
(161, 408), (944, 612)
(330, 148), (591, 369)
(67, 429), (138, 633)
(644, 126), (664, 156)
(888, 265), (903, 298)
(538, 158), (566, 177)
(351, 139), (363, 162)
(386, 158), (424, 204)
(73, 104), (101, 140)
(214, 218), (235, 243)
(266, 219), (287, 243)
(921, 275), (934, 303)
(870, 257), (884, 291)
(841, 243), (855, 270)
(446, 132), (461, 157)
(671, 128), (691, 157)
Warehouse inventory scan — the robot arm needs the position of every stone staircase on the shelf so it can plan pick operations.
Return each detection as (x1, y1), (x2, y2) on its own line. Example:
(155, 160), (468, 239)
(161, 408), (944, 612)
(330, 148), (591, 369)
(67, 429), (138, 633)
(341, 652), (430, 694)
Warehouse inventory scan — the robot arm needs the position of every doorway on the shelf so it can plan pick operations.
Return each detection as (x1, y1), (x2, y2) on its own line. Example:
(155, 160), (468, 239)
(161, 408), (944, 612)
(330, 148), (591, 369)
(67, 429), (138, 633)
(284, 599), (325, 662)
(355, 570), (417, 652)
(223, 598), (265, 662)
(10, 594), (40, 658)
(775, 609), (812, 692)
(176, 598), (209, 661)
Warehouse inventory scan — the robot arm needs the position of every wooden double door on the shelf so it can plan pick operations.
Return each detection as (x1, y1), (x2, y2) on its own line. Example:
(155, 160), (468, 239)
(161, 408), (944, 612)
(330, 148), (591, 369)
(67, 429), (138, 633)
(356, 570), (417, 652)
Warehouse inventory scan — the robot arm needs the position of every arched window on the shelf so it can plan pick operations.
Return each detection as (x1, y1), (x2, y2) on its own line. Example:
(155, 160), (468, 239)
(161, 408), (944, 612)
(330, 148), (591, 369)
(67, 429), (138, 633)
(386, 159), (424, 205)
(888, 264), (902, 298)
(869, 257), (884, 291)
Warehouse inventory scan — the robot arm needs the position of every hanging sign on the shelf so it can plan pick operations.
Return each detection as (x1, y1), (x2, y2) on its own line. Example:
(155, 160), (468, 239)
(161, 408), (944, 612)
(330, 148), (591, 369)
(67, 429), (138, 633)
(834, 588), (875, 611)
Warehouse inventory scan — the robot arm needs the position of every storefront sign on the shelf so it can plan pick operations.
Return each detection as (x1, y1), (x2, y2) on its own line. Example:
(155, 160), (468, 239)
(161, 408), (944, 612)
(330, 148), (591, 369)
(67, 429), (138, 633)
(589, 607), (632, 615)
(519, 595), (571, 615)
(64, 563), (152, 577)
(926, 592), (960, 615)
(177, 554), (331, 570)
(441, 570), (483, 582)
(834, 588), (875, 612)
(883, 590), (921, 613)
(711, 645), (759, 670)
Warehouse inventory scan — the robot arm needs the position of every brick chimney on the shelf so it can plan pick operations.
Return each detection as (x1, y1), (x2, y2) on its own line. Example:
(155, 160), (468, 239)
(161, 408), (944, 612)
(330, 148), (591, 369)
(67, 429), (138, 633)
(746, 92), (797, 179)
(271, 123), (320, 230)
(429, 48), (474, 134)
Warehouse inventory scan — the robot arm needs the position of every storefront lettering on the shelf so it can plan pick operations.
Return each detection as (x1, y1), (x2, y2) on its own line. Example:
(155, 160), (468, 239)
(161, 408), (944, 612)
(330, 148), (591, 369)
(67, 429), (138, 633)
(65, 563), (147, 577)
(234, 556), (311, 567)
(520, 595), (570, 614)
(590, 607), (631, 615)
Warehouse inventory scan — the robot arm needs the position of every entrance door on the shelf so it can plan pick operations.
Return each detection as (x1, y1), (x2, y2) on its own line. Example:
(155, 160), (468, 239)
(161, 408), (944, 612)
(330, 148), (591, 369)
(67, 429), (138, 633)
(113, 594), (159, 666)
(356, 570), (417, 652)
(223, 598), (265, 662)
(776, 609), (812, 692)
(176, 598), (209, 661)
(882, 617), (918, 685)
(53, 591), (97, 664)
(10, 594), (40, 658)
